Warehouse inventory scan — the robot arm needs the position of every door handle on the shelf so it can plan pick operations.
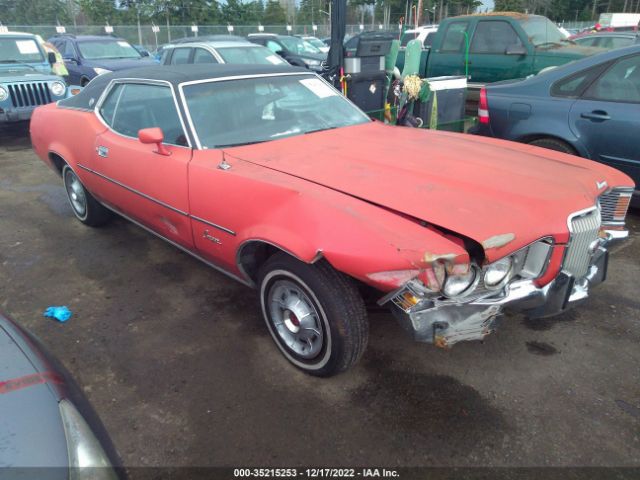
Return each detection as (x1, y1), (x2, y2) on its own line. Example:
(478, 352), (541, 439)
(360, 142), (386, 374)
(580, 111), (610, 121)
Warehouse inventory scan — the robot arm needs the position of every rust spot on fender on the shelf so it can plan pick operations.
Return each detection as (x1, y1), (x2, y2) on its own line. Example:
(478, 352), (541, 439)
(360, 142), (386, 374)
(482, 233), (515, 250)
(423, 252), (459, 263)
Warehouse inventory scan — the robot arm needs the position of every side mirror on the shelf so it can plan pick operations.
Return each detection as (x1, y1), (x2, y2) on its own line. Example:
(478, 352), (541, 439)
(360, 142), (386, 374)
(275, 50), (285, 56)
(138, 127), (171, 156)
(140, 50), (150, 57)
(505, 44), (527, 56)
(47, 52), (57, 65)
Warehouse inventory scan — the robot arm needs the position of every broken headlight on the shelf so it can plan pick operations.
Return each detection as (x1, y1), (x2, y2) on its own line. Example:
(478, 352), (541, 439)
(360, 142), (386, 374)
(442, 266), (478, 298)
(484, 256), (513, 288)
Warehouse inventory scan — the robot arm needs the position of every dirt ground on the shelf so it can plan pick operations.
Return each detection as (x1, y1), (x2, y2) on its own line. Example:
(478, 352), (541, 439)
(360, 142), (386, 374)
(1, 122), (639, 473)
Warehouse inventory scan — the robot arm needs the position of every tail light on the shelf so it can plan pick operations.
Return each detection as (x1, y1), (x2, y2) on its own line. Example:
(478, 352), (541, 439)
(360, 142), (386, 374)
(478, 87), (490, 124)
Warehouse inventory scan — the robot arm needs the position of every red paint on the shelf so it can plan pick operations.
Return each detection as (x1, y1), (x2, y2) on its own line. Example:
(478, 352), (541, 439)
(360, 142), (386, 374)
(0, 372), (63, 395)
(30, 100), (634, 295)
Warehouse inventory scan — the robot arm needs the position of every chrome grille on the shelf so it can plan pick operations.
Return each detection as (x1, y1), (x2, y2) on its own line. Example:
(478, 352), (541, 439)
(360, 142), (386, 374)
(599, 188), (633, 226)
(565, 208), (601, 279)
(7, 82), (52, 108)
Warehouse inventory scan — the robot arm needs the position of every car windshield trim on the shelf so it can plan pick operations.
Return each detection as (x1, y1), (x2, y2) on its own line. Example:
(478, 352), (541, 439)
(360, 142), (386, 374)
(177, 72), (370, 150)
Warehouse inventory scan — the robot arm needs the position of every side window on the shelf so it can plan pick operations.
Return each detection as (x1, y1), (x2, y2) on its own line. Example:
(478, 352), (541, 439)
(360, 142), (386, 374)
(59, 40), (76, 58)
(266, 41), (281, 53)
(193, 48), (217, 64)
(170, 48), (192, 65)
(576, 37), (599, 47)
(601, 36), (634, 49)
(160, 48), (171, 64)
(441, 22), (469, 53)
(551, 63), (610, 98)
(423, 33), (435, 48)
(101, 83), (188, 146)
(98, 83), (125, 126)
(470, 21), (523, 54)
(583, 54), (640, 103)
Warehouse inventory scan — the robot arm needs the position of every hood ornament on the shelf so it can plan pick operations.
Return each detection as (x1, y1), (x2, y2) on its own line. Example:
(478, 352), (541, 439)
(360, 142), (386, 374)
(596, 180), (607, 190)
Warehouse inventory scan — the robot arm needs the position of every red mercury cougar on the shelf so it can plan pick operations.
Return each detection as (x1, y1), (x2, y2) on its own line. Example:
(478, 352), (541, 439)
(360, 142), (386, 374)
(30, 64), (635, 376)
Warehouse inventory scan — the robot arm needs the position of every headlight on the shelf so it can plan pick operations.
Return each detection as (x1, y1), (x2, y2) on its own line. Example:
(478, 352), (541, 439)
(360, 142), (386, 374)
(93, 68), (112, 76)
(58, 399), (118, 479)
(303, 58), (321, 67)
(0, 85), (8, 102)
(442, 267), (477, 297)
(484, 257), (513, 288)
(50, 81), (66, 97)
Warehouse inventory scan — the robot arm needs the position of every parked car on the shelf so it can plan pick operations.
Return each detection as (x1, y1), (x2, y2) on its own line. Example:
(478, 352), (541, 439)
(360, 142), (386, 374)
(0, 31), (71, 123)
(160, 40), (287, 66)
(405, 13), (603, 86)
(31, 64), (634, 376)
(472, 45), (639, 204)
(572, 32), (640, 50)
(296, 35), (330, 53)
(247, 33), (326, 72)
(0, 310), (122, 477)
(47, 34), (155, 86)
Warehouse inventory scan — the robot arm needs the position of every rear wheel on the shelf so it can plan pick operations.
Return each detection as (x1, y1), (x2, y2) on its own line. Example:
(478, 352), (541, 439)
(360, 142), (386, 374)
(62, 165), (112, 227)
(258, 253), (368, 377)
(528, 137), (576, 155)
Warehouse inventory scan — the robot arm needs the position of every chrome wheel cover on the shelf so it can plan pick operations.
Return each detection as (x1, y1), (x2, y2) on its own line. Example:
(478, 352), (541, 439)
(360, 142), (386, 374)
(267, 279), (324, 359)
(64, 169), (86, 218)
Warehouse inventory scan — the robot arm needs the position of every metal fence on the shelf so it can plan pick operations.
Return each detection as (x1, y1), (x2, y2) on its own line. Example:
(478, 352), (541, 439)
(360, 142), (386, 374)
(7, 24), (395, 51)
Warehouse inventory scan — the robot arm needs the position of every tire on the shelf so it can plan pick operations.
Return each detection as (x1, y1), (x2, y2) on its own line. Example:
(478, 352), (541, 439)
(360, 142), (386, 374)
(258, 252), (368, 377)
(528, 137), (576, 155)
(62, 165), (112, 227)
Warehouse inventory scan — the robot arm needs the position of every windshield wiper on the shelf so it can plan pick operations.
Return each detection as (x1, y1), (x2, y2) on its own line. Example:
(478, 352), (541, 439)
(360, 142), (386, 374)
(215, 139), (268, 148)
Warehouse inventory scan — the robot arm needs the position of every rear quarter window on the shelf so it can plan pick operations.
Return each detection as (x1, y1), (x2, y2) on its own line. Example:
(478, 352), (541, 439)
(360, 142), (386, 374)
(550, 62), (610, 98)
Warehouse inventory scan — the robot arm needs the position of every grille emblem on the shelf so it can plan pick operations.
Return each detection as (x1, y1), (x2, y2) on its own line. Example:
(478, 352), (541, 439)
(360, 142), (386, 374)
(596, 180), (607, 190)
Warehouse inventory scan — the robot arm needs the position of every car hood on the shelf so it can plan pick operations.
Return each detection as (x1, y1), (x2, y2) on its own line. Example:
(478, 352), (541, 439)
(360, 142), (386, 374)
(0, 320), (68, 472)
(85, 56), (156, 71)
(0, 69), (58, 82)
(225, 122), (632, 260)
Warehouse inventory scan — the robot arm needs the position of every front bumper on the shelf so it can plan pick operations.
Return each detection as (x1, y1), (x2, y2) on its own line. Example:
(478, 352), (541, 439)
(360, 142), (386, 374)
(0, 106), (36, 123)
(391, 245), (609, 347)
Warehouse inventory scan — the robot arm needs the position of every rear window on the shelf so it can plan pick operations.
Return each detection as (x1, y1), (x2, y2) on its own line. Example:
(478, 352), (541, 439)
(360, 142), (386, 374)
(218, 46), (287, 65)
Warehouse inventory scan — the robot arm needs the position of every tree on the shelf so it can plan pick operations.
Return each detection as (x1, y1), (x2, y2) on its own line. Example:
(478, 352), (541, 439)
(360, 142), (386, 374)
(263, 0), (287, 24)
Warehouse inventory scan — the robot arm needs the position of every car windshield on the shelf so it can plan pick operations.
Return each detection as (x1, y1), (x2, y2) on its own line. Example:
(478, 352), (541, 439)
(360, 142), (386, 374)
(279, 36), (321, 54)
(218, 46), (287, 65)
(78, 40), (141, 60)
(0, 38), (44, 63)
(183, 74), (370, 148)
(305, 38), (326, 49)
(518, 16), (567, 46)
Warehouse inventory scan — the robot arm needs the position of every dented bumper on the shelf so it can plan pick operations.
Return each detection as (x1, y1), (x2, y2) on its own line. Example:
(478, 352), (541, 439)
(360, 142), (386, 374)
(390, 245), (609, 347)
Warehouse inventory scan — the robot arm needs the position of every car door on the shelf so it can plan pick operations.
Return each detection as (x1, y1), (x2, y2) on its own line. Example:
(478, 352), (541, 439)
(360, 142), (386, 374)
(57, 40), (81, 84)
(468, 20), (530, 84)
(427, 20), (470, 79)
(568, 53), (640, 183)
(91, 81), (194, 248)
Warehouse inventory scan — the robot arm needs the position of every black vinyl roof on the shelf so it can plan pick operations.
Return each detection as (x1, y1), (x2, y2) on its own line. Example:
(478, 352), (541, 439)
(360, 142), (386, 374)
(60, 64), (309, 111)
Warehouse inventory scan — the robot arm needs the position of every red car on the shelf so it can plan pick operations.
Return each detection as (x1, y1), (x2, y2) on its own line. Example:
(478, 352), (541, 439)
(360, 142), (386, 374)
(31, 64), (634, 376)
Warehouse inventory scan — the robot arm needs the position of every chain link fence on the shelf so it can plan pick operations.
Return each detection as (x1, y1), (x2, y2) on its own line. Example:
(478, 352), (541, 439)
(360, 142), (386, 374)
(8, 24), (396, 51)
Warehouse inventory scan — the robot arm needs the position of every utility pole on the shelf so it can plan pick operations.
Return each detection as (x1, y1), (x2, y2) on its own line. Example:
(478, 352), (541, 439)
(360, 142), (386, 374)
(591, 0), (597, 21)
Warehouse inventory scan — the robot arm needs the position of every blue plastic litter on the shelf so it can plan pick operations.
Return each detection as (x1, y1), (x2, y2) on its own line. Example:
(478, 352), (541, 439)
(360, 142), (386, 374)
(43, 306), (72, 323)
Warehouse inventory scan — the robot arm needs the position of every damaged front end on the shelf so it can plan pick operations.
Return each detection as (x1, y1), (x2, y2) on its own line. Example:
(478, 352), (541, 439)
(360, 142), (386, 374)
(379, 198), (631, 348)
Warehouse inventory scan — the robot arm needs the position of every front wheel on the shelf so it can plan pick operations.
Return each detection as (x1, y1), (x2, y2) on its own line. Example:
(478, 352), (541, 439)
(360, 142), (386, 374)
(258, 253), (369, 377)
